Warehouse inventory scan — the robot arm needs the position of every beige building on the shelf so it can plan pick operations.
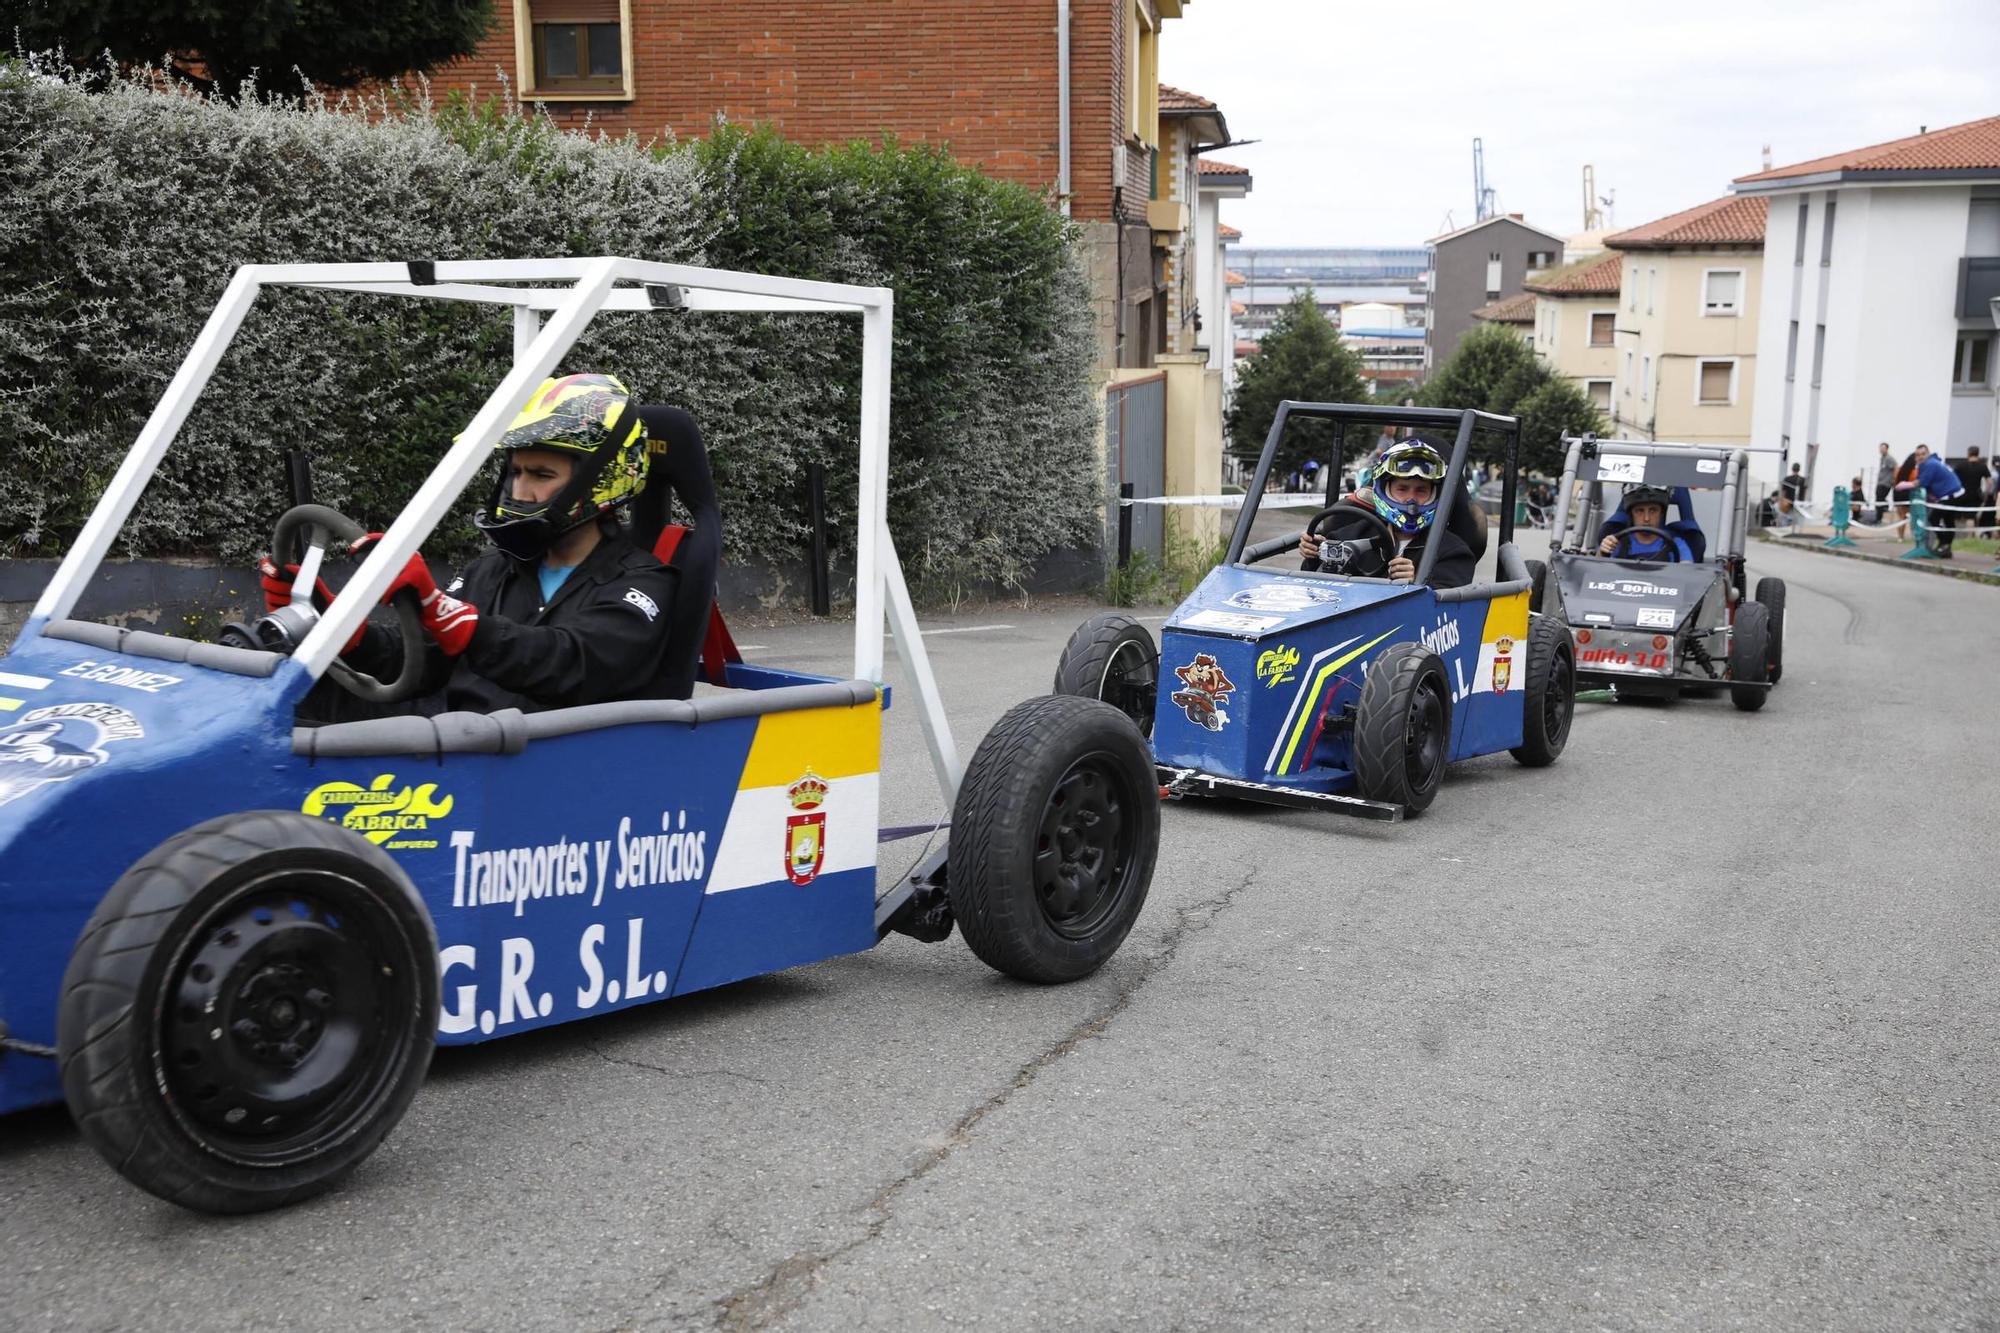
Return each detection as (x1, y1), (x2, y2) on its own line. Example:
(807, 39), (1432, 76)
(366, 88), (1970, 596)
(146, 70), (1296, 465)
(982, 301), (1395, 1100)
(1603, 195), (1769, 444)
(1525, 252), (1622, 413)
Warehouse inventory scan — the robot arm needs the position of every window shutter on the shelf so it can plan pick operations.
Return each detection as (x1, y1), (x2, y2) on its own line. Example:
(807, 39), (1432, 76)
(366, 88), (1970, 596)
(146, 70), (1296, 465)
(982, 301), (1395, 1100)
(530, 0), (620, 18)
(1699, 362), (1732, 402)
(1705, 270), (1740, 312)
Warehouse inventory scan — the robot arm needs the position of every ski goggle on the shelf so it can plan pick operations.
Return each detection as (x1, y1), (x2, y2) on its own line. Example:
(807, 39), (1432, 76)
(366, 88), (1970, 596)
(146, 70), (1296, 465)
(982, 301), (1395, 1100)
(1374, 444), (1446, 481)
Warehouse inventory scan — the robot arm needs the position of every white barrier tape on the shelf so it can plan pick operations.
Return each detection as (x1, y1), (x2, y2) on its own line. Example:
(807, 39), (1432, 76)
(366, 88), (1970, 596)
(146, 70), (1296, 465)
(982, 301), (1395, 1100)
(1120, 492), (1330, 508)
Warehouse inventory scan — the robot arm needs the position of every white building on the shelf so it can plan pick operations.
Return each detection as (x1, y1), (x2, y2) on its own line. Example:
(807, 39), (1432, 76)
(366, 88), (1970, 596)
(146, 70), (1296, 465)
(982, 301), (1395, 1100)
(1193, 157), (1252, 392)
(1733, 114), (2000, 502)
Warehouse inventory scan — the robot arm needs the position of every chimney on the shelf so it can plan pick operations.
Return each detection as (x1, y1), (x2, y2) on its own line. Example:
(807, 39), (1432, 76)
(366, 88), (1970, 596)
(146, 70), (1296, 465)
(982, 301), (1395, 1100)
(1509, 212), (1523, 220)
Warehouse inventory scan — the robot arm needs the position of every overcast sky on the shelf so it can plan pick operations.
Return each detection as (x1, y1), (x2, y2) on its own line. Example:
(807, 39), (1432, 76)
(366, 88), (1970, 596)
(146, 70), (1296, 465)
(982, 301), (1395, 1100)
(1160, 0), (2000, 248)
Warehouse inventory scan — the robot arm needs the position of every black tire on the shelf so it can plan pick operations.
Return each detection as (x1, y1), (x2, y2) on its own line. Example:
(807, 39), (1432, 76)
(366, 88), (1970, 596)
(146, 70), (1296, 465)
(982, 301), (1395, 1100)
(59, 811), (439, 1214)
(1053, 612), (1158, 739)
(947, 695), (1159, 984)
(1754, 576), (1786, 684)
(1524, 559), (1548, 614)
(1728, 602), (1771, 713)
(1351, 644), (1451, 815)
(1509, 615), (1574, 767)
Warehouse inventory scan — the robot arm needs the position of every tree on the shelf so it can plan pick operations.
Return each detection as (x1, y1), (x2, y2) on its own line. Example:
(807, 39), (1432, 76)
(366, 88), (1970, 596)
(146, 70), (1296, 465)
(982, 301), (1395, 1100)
(1226, 291), (1368, 481)
(17, 1), (495, 94)
(1416, 322), (1602, 475)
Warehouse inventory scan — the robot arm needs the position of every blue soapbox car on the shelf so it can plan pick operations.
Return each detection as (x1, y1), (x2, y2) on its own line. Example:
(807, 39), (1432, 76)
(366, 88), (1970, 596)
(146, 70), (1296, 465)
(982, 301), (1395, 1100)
(1057, 403), (1575, 820)
(0, 258), (1157, 1212)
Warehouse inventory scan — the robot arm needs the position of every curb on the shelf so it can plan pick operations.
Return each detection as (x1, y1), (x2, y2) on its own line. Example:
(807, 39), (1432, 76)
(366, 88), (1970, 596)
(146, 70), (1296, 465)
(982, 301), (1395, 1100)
(1753, 532), (2000, 587)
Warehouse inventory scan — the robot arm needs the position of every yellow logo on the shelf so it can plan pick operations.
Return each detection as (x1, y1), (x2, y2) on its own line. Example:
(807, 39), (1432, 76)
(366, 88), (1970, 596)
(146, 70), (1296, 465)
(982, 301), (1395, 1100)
(303, 774), (455, 846)
(1256, 644), (1300, 688)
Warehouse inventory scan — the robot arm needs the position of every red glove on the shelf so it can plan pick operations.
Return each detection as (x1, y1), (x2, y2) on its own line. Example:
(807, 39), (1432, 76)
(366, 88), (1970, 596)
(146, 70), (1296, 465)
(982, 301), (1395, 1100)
(376, 547), (480, 657)
(255, 557), (363, 653)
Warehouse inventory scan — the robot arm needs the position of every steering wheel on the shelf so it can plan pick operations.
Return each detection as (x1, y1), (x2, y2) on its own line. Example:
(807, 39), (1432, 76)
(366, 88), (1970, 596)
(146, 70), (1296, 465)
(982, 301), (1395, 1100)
(1603, 524), (1682, 563)
(269, 504), (429, 703)
(1305, 502), (1399, 574)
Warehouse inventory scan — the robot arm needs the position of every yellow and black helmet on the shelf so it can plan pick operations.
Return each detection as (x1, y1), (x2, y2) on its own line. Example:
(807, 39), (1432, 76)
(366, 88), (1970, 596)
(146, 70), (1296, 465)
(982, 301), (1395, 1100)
(475, 373), (648, 561)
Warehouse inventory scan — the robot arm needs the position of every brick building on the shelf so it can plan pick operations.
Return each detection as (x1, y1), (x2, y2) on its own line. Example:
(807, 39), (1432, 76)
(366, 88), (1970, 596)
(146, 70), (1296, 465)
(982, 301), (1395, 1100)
(425, 0), (1210, 372)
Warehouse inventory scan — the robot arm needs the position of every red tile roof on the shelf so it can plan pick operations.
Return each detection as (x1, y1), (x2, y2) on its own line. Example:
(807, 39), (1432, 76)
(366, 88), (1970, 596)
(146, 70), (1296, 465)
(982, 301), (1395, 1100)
(1159, 84), (1217, 112)
(1224, 269), (1247, 284)
(1230, 300), (1247, 316)
(1524, 251), (1624, 295)
(1470, 291), (1536, 324)
(1199, 159), (1250, 177)
(1605, 194), (1768, 250)
(1735, 114), (2000, 185)
(1218, 223), (1243, 240)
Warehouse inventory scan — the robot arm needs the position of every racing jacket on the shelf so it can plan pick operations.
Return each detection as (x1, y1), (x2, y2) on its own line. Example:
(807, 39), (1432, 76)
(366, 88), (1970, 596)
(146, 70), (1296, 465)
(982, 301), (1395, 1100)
(339, 530), (681, 716)
(1303, 500), (1475, 589)
(1597, 486), (1705, 562)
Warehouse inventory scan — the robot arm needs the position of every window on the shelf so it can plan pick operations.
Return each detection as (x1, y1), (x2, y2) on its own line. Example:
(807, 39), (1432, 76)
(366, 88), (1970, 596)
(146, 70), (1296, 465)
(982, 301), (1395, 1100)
(1589, 311), (1615, 346)
(1703, 268), (1743, 316)
(1485, 253), (1502, 297)
(1527, 250), (1555, 270)
(1646, 267), (1657, 315)
(1956, 333), (1994, 388)
(1785, 320), (1799, 382)
(1697, 360), (1736, 404)
(1586, 379), (1612, 410)
(1623, 350), (1633, 390)
(1794, 197), (1811, 264)
(1628, 264), (1637, 312)
(1810, 324), (1826, 388)
(518, 0), (631, 98)
(1820, 198), (1838, 267)
(1641, 355), (1651, 399)
(1126, 5), (1158, 144)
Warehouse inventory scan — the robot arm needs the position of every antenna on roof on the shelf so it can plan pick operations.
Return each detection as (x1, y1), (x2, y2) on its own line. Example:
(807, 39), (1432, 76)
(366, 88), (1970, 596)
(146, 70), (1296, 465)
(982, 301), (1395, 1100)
(1761, 143), (1772, 171)
(1582, 165), (1604, 231)
(1472, 138), (1496, 222)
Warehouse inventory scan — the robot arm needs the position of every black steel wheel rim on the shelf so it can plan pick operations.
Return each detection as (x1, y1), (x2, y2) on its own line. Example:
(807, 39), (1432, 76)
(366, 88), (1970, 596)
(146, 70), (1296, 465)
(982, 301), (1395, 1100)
(1545, 648), (1574, 746)
(1099, 641), (1158, 737)
(153, 867), (420, 1167)
(1033, 752), (1144, 940)
(1407, 680), (1446, 789)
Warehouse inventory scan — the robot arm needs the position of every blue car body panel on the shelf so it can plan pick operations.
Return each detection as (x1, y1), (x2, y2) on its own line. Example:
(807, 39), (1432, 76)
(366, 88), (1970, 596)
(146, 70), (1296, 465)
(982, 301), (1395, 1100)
(1153, 565), (1532, 790)
(0, 621), (884, 1115)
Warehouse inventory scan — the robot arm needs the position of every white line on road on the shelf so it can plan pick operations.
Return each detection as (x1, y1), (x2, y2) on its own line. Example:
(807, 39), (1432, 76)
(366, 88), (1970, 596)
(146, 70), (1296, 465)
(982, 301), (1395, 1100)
(908, 623), (1017, 636)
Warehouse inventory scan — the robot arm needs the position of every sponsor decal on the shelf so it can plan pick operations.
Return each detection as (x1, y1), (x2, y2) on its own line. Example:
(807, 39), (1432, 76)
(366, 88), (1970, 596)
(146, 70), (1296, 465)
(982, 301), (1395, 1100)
(447, 808), (709, 915)
(58, 660), (181, 693)
(1180, 609), (1283, 634)
(1578, 647), (1671, 671)
(1170, 653), (1236, 732)
(785, 771), (828, 886)
(1256, 644), (1300, 688)
(1597, 453), (1647, 483)
(1696, 459), (1722, 474)
(1586, 578), (1678, 599)
(1420, 616), (1461, 658)
(304, 774), (456, 849)
(1492, 637), (1515, 695)
(1636, 607), (1677, 629)
(622, 587), (660, 622)
(0, 702), (143, 808)
(1224, 582), (1342, 614)
(1584, 612), (1613, 624)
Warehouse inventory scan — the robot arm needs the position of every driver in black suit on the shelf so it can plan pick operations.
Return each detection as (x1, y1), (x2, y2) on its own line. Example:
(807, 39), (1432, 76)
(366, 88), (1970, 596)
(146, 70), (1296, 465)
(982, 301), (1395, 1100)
(1295, 440), (1476, 589)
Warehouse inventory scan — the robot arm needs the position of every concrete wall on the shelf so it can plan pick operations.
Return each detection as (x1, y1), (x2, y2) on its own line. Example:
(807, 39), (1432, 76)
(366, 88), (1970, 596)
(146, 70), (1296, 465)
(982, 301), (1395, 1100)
(1158, 352), (1222, 548)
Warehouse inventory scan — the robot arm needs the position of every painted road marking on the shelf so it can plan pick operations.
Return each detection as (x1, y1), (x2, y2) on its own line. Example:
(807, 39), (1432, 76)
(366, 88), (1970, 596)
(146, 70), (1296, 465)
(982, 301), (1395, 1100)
(919, 624), (1016, 636)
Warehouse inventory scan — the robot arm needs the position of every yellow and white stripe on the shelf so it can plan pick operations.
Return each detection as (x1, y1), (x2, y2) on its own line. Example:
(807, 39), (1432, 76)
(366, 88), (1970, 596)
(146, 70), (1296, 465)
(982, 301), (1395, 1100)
(1266, 629), (1398, 776)
(705, 699), (883, 894)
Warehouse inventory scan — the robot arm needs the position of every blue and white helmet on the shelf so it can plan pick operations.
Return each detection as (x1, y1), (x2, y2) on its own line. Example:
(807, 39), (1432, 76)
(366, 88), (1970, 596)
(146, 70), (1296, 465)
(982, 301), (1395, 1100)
(1367, 440), (1446, 536)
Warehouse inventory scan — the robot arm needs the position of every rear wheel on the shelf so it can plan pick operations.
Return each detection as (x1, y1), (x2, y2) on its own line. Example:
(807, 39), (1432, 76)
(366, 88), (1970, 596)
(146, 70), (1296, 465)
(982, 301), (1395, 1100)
(948, 696), (1159, 983)
(1053, 613), (1157, 739)
(1509, 615), (1574, 767)
(59, 812), (438, 1214)
(1728, 602), (1772, 713)
(1352, 644), (1451, 814)
(1754, 577), (1787, 684)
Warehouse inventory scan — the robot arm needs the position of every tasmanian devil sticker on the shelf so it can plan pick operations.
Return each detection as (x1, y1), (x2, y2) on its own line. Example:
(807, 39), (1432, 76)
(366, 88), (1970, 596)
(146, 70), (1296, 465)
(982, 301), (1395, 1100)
(1170, 653), (1236, 732)
(0, 702), (143, 808)
(785, 771), (828, 886)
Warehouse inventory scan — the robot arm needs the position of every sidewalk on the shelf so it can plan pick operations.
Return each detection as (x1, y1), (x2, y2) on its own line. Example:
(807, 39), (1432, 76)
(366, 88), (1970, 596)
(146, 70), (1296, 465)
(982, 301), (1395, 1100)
(1755, 514), (2000, 587)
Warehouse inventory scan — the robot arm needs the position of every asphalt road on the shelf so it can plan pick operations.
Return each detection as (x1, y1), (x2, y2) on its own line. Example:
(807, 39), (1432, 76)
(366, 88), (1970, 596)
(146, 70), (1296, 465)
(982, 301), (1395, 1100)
(5, 533), (1998, 1331)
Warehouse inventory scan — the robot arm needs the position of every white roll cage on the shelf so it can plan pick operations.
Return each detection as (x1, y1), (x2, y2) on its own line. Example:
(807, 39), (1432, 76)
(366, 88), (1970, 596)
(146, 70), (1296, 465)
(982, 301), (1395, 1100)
(29, 257), (963, 800)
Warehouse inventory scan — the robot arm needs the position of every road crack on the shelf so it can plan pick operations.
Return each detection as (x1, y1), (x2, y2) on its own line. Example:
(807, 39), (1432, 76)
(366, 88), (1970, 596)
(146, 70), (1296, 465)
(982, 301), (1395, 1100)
(584, 1041), (772, 1086)
(707, 867), (1261, 1331)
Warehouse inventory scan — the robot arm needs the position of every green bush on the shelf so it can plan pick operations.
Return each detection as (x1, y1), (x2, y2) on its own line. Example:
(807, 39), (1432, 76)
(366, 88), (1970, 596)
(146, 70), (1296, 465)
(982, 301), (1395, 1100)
(0, 62), (1101, 596)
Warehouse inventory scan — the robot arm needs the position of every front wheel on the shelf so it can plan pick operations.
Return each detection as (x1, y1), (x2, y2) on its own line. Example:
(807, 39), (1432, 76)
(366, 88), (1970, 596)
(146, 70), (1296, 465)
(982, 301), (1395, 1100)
(1352, 643), (1451, 814)
(59, 812), (438, 1214)
(1509, 615), (1574, 767)
(1729, 602), (1772, 713)
(1053, 612), (1158, 739)
(1754, 576), (1787, 684)
(947, 696), (1159, 983)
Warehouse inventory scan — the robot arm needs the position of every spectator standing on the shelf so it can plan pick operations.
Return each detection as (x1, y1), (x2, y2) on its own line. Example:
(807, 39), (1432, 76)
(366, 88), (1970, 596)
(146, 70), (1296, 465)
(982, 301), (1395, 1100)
(1913, 443), (1966, 556)
(1952, 447), (1990, 537)
(1874, 441), (1896, 523)
(1891, 450), (1920, 540)
(1781, 463), (1808, 503)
